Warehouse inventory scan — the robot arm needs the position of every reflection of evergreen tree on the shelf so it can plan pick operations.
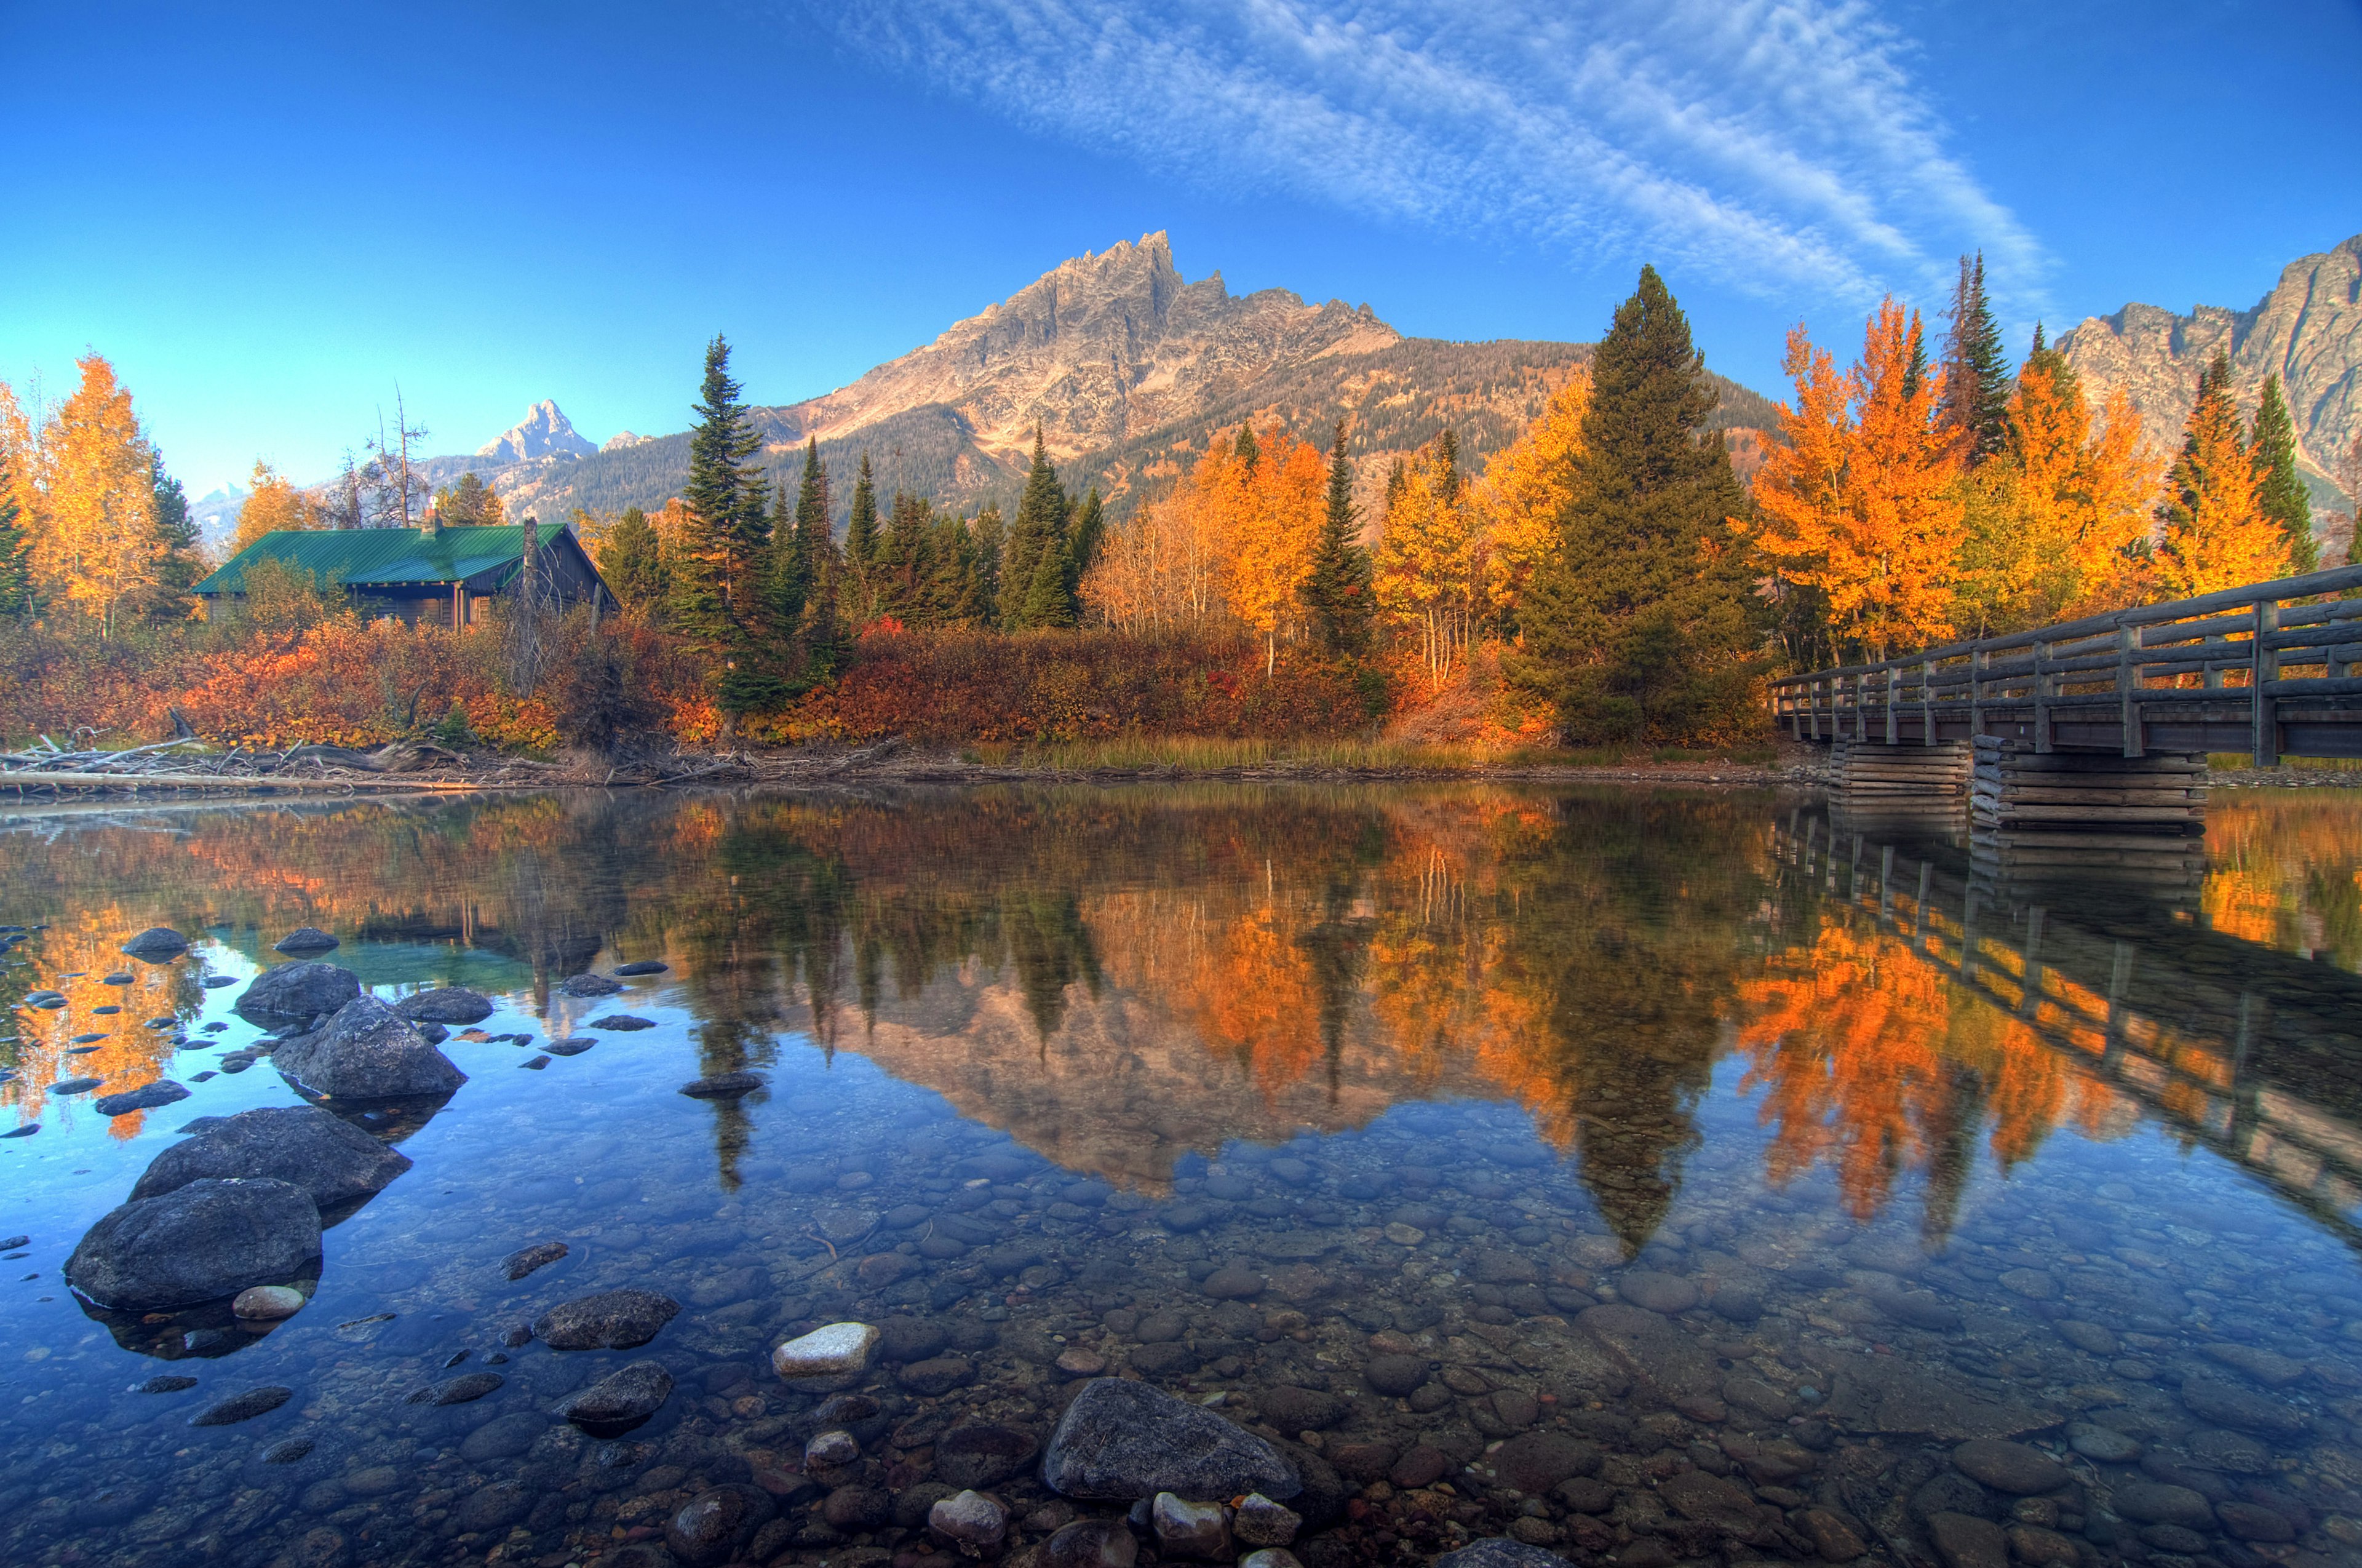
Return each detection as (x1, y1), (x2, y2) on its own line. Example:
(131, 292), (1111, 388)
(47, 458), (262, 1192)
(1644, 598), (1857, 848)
(1000, 891), (1102, 1043)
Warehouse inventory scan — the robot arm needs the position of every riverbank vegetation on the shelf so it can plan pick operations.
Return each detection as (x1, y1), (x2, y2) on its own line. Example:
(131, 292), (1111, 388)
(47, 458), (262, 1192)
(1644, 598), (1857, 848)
(0, 261), (2334, 758)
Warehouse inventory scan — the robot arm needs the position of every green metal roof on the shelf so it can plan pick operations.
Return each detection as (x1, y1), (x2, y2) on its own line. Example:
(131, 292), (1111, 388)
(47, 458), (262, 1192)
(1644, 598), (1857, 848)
(193, 525), (557, 595)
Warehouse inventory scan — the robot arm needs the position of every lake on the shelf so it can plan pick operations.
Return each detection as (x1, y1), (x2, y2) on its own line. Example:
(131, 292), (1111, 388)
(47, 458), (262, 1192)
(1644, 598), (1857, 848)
(4, 783), (2362, 1568)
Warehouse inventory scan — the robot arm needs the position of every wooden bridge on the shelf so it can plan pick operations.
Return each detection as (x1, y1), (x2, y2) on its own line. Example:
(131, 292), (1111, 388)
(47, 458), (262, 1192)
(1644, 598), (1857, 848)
(1769, 563), (2362, 764)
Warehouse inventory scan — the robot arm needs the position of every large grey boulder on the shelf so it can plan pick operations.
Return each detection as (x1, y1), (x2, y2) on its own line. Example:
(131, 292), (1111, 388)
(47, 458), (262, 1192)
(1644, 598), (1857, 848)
(1041, 1377), (1300, 1501)
(65, 1177), (321, 1310)
(554, 1361), (674, 1430)
(129, 1105), (413, 1208)
(236, 962), (361, 1027)
(274, 997), (466, 1099)
(391, 987), (495, 1025)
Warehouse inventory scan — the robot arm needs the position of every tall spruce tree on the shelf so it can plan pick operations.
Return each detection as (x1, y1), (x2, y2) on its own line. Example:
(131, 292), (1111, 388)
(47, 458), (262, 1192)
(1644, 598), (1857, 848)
(1066, 487), (1105, 600)
(603, 505), (670, 611)
(845, 454), (881, 565)
(1003, 429), (1072, 628)
(0, 460), (31, 616)
(1234, 423), (1262, 474)
(1301, 422), (1374, 656)
(2254, 374), (2318, 572)
(678, 336), (773, 672)
(1508, 265), (1758, 743)
(1938, 253), (2012, 463)
(148, 454), (204, 614)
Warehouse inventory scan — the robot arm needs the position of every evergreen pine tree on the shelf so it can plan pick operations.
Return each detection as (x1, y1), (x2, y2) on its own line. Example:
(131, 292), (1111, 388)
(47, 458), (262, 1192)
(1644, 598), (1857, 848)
(1938, 252), (2012, 463)
(602, 506), (669, 611)
(0, 461), (32, 617)
(148, 454), (204, 613)
(1508, 265), (1759, 743)
(969, 505), (1005, 623)
(680, 335), (769, 642)
(1003, 429), (1072, 628)
(1300, 422), (1374, 656)
(1020, 544), (1076, 628)
(1233, 423), (1262, 474)
(1065, 487), (1105, 600)
(2253, 374), (2318, 572)
(1435, 428), (1461, 497)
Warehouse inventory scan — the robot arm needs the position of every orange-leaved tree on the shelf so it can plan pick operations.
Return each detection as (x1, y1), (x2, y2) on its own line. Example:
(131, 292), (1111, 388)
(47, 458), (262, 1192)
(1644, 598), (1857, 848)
(1744, 301), (1962, 661)
(1375, 435), (1481, 690)
(1953, 334), (2159, 634)
(1219, 426), (1328, 675)
(1473, 372), (1589, 634)
(33, 355), (162, 637)
(228, 459), (319, 555)
(2153, 351), (2292, 599)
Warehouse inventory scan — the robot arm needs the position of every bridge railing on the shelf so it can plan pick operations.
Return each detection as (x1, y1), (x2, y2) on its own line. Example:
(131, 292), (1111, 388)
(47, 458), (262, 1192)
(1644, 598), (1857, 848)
(1768, 563), (2362, 763)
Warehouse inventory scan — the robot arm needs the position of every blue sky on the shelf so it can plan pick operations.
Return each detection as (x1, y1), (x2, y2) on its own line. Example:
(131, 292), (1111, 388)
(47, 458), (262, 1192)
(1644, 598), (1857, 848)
(2, 0), (2356, 496)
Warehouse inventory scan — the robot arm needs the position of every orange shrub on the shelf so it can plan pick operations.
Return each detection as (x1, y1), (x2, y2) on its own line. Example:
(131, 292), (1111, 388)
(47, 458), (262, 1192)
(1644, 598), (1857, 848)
(785, 627), (1367, 744)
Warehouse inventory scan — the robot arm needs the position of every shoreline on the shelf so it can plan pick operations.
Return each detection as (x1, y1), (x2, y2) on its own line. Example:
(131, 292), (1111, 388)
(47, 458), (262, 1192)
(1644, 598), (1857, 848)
(2, 739), (2354, 805)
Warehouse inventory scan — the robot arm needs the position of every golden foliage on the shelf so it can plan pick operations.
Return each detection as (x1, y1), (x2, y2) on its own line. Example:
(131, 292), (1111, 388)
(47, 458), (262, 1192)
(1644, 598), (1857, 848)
(2155, 359), (2291, 598)
(1375, 444), (1481, 689)
(228, 459), (319, 555)
(1472, 372), (1589, 623)
(28, 355), (162, 634)
(1744, 303), (1963, 659)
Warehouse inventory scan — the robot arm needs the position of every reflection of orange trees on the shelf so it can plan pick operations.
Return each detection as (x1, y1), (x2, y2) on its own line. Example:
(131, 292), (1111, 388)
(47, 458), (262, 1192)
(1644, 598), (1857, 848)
(1, 907), (197, 1137)
(1182, 899), (1324, 1098)
(1735, 910), (2127, 1227)
(2203, 795), (2362, 963)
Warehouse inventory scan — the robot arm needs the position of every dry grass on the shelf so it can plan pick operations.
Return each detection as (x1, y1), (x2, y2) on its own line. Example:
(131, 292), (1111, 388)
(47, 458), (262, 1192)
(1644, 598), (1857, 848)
(972, 736), (1779, 773)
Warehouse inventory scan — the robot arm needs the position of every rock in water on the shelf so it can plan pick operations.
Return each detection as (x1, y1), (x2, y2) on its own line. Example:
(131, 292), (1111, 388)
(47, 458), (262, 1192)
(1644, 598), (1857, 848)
(1045, 1519), (1139, 1568)
(1153, 1494), (1232, 1560)
(665, 1486), (776, 1567)
(533, 1289), (680, 1350)
(502, 1240), (568, 1280)
(273, 997), (467, 1099)
(931, 1490), (1009, 1556)
(555, 1361), (673, 1429)
(562, 973), (623, 997)
(233, 1284), (307, 1320)
(121, 928), (191, 960)
(391, 987), (494, 1025)
(65, 1177), (321, 1310)
(935, 1423), (1040, 1487)
(190, 1385), (294, 1425)
(1041, 1377), (1300, 1501)
(272, 928), (340, 953)
(130, 1105), (413, 1208)
(93, 1080), (191, 1116)
(772, 1321), (880, 1379)
(614, 960), (669, 976)
(410, 1372), (505, 1405)
(1434, 1542), (1573, 1568)
(680, 1072), (765, 1099)
(587, 1014), (656, 1031)
(234, 962), (361, 1025)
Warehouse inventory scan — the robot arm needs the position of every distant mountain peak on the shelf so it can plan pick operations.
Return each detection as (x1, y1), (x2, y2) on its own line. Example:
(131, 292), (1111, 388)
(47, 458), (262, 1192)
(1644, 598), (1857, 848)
(602, 431), (649, 453)
(478, 400), (595, 464)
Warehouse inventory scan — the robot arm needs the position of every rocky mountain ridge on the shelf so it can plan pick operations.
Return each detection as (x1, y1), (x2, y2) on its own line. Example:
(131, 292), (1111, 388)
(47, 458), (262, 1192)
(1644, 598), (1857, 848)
(464, 233), (1774, 529)
(2059, 233), (2361, 511)
(477, 399), (595, 463)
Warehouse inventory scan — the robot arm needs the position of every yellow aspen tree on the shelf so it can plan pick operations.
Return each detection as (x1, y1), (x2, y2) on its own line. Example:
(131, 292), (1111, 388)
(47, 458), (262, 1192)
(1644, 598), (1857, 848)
(1474, 372), (1589, 631)
(228, 459), (317, 554)
(2155, 351), (2288, 599)
(37, 355), (161, 636)
(1744, 304), (1960, 659)
(1222, 428), (1326, 674)
(1375, 443), (1479, 688)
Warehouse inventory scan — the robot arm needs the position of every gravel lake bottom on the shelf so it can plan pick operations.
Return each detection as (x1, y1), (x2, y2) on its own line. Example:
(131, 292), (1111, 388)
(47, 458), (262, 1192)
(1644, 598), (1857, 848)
(5, 783), (2362, 1568)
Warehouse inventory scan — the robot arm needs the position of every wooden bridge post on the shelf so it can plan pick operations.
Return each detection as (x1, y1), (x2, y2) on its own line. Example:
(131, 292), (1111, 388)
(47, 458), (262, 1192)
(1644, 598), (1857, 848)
(1968, 647), (1984, 737)
(1854, 671), (1868, 742)
(2117, 626), (2145, 759)
(1885, 664), (1899, 745)
(1921, 659), (1936, 745)
(1809, 675), (1821, 741)
(2033, 640), (2054, 754)
(2253, 598), (2280, 766)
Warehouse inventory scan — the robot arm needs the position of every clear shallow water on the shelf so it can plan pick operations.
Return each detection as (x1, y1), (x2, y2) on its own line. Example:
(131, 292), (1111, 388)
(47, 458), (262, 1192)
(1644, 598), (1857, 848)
(4, 786), (2362, 1568)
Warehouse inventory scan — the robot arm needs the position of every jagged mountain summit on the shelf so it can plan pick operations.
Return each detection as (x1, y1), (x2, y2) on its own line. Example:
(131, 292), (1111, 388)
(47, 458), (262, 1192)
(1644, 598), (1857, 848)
(477, 399), (596, 464)
(488, 234), (1775, 528)
(2059, 233), (2361, 508)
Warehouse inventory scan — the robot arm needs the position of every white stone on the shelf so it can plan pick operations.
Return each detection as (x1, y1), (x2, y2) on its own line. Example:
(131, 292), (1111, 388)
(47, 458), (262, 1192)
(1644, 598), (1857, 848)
(929, 1489), (1008, 1556)
(232, 1284), (306, 1320)
(806, 1429), (861, 1468)
(1235, 1495), (1302, 1548)
(770, 1321), (879, 1380)
(1152, 1494), (1231, 1561)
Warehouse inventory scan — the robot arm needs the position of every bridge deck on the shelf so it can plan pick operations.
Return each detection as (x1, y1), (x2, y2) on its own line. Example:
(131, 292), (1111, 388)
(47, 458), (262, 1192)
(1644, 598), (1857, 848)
(1770, 563), (2362, 763)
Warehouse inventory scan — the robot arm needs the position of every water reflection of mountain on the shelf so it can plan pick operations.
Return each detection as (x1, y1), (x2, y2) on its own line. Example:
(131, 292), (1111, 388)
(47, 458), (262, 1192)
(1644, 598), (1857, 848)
(11, 786), (2362, 1260)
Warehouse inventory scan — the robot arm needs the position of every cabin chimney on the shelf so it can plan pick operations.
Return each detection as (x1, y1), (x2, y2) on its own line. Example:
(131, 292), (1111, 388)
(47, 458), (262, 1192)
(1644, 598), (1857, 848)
(420, 500), (442, 539)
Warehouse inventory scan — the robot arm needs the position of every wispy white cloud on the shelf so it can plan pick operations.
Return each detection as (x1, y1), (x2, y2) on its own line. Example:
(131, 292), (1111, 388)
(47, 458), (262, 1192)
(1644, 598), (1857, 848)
(810, 0), (2044, 311)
